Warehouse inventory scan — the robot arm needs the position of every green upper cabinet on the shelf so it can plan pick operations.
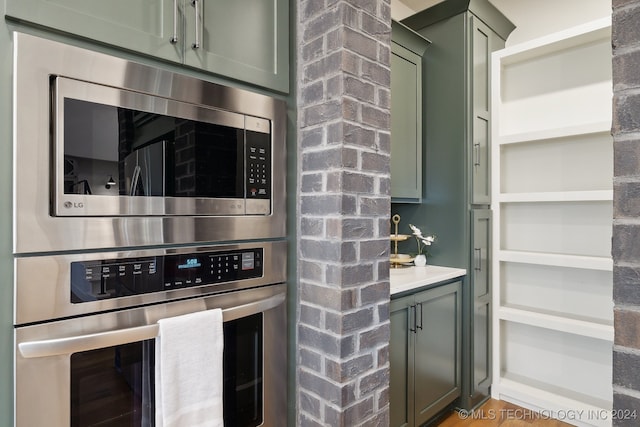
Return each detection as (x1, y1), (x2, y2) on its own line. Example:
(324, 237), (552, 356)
(391, 21), (430, 203)
(471, 16), (502, 205)
(5, 0), (289, 92)
(6, 0), (179, 61)
(182, 0), (288, 92)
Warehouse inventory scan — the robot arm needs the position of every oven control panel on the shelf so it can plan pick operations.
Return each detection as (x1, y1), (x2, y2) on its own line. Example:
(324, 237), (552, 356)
(70, 248), (263, 303)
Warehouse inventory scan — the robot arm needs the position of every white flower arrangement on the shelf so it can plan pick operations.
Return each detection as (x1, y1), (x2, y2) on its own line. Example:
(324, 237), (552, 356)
(409, 224), (436, 256)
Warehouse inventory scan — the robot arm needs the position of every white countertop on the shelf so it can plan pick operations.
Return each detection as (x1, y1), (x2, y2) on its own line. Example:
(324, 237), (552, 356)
(390, 265), (466, 296)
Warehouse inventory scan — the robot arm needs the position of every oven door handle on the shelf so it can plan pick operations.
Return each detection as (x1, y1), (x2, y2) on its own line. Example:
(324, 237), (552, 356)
(18, 293), (285, 359)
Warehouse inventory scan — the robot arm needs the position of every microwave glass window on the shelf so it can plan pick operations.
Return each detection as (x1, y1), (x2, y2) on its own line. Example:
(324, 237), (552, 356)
(63, 99), (244, 198)
(69, 315), (263, 426)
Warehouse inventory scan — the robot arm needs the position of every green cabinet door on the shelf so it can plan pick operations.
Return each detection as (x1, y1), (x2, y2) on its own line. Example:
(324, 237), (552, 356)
(470, 209), (491, 406)
(184, 0), (289, 92)
(5, 0), (180, 62)
(5, 0), (289, 92)
(390, 280), (462, 427)
(391, 21), (430, 203)
(471, 16), (491, 205)
(470, 16), (504, 205)
(414, 281), (462, 425)
(390, 295), (414, 427)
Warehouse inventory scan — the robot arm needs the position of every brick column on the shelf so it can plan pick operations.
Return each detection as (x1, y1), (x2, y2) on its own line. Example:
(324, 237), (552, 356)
(296, 1), (392, 425)
(612, 0), (640, 424)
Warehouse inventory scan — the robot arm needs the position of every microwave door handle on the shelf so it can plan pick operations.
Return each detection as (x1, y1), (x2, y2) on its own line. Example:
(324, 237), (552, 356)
(18, 292), (285, 359)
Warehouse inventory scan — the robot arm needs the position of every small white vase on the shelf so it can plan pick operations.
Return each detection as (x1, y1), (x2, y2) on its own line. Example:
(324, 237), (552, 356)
(414, 254), (427, 267)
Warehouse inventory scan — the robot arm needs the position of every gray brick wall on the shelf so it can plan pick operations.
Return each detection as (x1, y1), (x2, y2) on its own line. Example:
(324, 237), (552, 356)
(296, 0), (392, 425)
(613, 0), (640, 424)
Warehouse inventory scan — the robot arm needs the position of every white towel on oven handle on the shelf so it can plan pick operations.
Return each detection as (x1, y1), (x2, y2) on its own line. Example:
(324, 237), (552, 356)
(155, 308), (224, 427)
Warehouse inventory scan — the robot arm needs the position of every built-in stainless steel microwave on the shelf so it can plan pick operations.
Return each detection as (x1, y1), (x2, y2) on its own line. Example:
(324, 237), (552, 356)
(13, 33), (286, 254)
(55, 76), (273, 217)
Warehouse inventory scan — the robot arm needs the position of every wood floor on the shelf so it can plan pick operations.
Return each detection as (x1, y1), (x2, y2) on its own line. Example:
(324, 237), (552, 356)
(434, 399), (572, 427)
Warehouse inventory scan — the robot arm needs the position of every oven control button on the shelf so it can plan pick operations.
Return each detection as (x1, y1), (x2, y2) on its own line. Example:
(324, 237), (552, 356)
(241, 252), (255, 270)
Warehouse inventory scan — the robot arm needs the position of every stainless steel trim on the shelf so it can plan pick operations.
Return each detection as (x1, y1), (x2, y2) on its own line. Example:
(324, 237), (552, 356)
(246, 198), (271, 215)
(15, 240), (287, 325)
(246, 116), (271, 133)
(13, 32), (287, 253)
(19, 293), (284, 358)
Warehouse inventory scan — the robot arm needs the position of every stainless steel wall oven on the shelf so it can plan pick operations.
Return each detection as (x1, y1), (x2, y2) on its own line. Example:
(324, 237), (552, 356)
(14, 242), (287, 427)
(12, 32), (288, 427)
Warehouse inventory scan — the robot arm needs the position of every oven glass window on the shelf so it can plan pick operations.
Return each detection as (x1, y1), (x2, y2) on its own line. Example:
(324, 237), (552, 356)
(70, 341), (155, 427)
(223, 313), (263, 427)
(63, 99), (244, 199)
(70, 314), (263, 426)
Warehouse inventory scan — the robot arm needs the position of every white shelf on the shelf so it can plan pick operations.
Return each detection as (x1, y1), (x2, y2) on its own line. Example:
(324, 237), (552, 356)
(500, 322), (613, 407)
(499, 133), (612, 194)
(501, 201), (612, 258)
(498, 305), (613, 341)
(494, 17), (612, 138)
(498, 250), (613, 271)
(497, 17), (611, 66)
(496, 374), (612, 427)
(500, 262), (613, 325)
(498, 121), (611, 146)
(499, 190), (612, 203)
(491, 17), (613, 422)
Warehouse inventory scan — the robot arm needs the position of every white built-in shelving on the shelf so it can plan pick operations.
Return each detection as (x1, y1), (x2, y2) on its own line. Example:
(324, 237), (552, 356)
(491, 17), (613, 427)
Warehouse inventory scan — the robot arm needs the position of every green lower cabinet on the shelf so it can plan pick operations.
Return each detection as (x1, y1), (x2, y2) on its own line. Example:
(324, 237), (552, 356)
(390, 280), (462, 427)
(470, 209), (492, 406)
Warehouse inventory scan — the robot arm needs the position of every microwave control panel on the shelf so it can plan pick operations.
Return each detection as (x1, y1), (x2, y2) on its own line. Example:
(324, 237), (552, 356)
(246, 130), (271, 199)
(70, 248), (263, 303)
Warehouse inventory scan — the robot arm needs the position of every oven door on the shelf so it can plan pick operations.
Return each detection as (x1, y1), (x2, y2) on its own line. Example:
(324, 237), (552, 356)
(14, 285), (286, 427)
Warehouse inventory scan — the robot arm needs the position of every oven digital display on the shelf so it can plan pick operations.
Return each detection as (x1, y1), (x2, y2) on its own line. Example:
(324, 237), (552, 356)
(70, 248), (263, 303)
(178, 257), (201, 269)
